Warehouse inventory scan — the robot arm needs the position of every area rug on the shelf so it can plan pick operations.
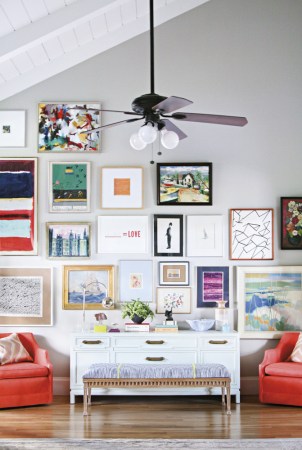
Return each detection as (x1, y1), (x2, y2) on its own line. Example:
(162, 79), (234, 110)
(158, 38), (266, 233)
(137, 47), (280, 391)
(0, 439), (301, 450)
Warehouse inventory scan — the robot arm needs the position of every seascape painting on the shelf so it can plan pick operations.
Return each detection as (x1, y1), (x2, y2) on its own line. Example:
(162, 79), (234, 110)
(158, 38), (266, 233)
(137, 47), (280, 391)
(157, 163), (212, 205)
(38, 103), (100, 152)
(238, 267), (302, 338)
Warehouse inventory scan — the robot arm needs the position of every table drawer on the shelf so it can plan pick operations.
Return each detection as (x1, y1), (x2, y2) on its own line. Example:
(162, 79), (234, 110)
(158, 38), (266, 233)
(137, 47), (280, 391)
(113, 335), (197, 349)
(114, 350), (197, 364)
(73, 337), (110, 349)
(200, 336), (237, 350)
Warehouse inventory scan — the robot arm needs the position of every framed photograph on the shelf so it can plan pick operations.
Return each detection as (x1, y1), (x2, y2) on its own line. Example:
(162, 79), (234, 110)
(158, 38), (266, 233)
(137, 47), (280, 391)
(101, 167), (143, 209)
(197, 266), (229, 307)
(119, 260), (153, 303)
(157, 162), (212, 205)
(0, 110), (26, 147)
(230, 208), (274, 260)
(159, 261), (189, 286)
(237, 266), (302, 338)
(280, 197), (302, 250)
(156, 287), (191, 314)
(38, 102), (100, 153)
(48, 162), (91, 213)
(0, 158), (37, 255)
(186, 215), (223, 257)
(0, 267), (52, 326)
(154, 215), (183, 257)
(63, 265), (114, 310)
(97, 216), (148, 254)
(46, 222), (91, 259)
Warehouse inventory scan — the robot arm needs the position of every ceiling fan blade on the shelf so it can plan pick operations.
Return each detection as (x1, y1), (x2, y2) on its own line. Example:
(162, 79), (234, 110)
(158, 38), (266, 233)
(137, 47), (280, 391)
(68, 106), (142, 116)
(170, 112), (248, 127)
(161, 119), (187, 140)
(78, 117), (144, 134)
(153, 96), (193, 113)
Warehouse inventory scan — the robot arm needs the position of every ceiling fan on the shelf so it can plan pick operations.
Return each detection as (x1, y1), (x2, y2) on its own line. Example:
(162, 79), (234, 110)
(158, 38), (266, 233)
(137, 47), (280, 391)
(78, 0), (247, 151)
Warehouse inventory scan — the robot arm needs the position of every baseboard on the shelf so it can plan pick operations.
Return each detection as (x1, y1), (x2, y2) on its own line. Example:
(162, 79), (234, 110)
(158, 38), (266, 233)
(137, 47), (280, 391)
(54, 376), (259, 396)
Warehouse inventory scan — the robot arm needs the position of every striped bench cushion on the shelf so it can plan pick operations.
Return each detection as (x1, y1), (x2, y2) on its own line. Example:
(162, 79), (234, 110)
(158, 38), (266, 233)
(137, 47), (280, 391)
(83, 363), (230, 379)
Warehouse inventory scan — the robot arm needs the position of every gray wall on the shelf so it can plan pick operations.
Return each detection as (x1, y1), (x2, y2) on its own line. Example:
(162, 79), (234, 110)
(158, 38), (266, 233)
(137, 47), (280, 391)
(0, 0), (302, 394)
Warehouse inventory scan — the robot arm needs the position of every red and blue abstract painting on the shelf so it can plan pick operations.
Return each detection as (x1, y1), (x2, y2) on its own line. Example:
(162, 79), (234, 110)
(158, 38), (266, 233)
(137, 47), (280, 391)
(0, 158), (37, 254)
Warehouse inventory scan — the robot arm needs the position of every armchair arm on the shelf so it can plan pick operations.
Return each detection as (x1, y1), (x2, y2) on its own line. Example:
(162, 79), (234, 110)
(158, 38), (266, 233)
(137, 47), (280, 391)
(259, 333), (298, 378)
(34, 347), (53, 372)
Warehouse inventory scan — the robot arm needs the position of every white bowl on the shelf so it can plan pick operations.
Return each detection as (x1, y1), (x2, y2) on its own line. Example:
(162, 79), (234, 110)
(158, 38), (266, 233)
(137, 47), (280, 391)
(186, 319), (215, 332)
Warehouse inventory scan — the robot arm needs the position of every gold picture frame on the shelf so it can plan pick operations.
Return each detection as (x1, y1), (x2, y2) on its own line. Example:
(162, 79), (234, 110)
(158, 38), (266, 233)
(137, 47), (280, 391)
(63, 265), (114, 310)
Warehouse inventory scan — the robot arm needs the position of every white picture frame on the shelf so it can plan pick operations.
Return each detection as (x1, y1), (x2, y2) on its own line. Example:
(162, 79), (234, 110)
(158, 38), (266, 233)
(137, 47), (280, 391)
(0, 111), (26, 147)
(97, 216), (149, 254)
(119, 260), (153, 303)
(101, 167), (143, 209)
(186, 215), (223, 257)
(156, 287), (191, 314)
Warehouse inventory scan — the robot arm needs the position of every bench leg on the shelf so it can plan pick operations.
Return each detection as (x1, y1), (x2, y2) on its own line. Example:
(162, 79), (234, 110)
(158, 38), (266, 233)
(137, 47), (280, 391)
(221, 386), (225, 405)
(226, 384), (231, 415)
(83, 384), (89, 416)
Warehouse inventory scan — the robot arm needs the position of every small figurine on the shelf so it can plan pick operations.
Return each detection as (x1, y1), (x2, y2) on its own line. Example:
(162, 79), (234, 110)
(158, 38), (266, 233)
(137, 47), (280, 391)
(165, 308), (173, 322)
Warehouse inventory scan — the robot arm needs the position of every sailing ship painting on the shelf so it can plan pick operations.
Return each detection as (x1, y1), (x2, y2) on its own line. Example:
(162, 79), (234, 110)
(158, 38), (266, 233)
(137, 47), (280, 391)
(243, 271), (302, 332)
(157, 163), (212, 205)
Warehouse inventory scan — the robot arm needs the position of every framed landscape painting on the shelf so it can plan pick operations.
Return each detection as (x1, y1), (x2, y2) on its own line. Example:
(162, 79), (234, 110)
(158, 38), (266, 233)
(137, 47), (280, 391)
(46, 222), (91, 259)
(197, 266), (229, 307)
(38, 102), (100, 152)
(0, 158), (37, 255)
(119, 260), (153, 303)
(157, 163), (212, 205)
(237, 266), (302, 338)
(101, 167), (143, 209)
(280, 197), (302, 250)
(49, 162), (90, 213)
(0, 267), (52, 326)
(154, 215), (183, 257)
(230, 208), (274, 260)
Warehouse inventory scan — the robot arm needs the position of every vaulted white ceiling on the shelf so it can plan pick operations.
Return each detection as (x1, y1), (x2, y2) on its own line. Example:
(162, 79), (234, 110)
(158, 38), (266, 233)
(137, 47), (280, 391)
(0, 0), (210, 101)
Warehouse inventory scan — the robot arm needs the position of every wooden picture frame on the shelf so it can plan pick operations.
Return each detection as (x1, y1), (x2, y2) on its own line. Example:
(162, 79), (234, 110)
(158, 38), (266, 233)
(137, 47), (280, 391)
(158, 261), (189, 286)
(38, 102), (100, 153)
(119, 260), (153, 303)
(101, 167), (143, 209)
(197, 266), (229, 307)
(63, 265), (114, 310)
(280, 197), (302, 250)
(230, 208), (274, 260)
(0, 158), (37, 255)
(156, 287), (191, 314)
(154, 215), (183, 257)
(46, 222), (91, 259)
(0, 110), (26, 147)
(48, 161), (91, 213)
(186, 215), (223, 257)
(157, 162), (212, 205)
(0, 267), (52, 326)
(237, 266), (302, 338)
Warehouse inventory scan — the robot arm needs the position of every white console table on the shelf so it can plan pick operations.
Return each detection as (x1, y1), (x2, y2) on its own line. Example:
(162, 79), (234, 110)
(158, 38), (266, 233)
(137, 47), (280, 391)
(70, 330), (240, 403)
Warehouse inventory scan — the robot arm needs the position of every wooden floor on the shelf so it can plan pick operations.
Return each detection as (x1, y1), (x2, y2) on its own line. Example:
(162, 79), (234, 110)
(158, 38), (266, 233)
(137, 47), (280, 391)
(0, 395), (302, 439)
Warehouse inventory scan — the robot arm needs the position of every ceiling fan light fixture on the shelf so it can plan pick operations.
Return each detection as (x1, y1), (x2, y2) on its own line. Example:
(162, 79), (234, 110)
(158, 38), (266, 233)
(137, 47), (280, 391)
(138, 122), (158, 144)
(160, 128), (179, 149)
(130, 132), (147, 150)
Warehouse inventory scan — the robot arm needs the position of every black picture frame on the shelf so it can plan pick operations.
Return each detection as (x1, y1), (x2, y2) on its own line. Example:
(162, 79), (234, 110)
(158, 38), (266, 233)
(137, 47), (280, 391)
(154, 215), (183, 257)
(280, 197), (302, 250)
(157, 162), (212, 206)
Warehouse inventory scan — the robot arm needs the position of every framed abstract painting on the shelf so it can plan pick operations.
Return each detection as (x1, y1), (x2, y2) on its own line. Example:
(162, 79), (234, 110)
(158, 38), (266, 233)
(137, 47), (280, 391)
(230, 208), (274, 260)
(280, 197), (302, 249)
(101, 167), (143, 209)
(38, 102), (100, 152)
(157, 162), (212, 205)
(197, 266), (229, 307)
(48, 162), (91, 213)
(0, 158), (37, 255)
(237, 266), (302, 338)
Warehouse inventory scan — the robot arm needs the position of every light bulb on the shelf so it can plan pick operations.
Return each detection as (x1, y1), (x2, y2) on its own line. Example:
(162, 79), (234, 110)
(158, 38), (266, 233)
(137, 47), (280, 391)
(130, 133), (147, 150)
(138, 122), (157, 144)
(160, 129), (179, 149)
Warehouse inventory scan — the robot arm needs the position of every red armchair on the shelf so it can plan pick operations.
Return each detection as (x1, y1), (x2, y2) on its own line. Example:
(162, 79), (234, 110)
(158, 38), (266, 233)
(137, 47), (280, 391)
(259, 332), (302, 406)
(0, 332), (53, 409)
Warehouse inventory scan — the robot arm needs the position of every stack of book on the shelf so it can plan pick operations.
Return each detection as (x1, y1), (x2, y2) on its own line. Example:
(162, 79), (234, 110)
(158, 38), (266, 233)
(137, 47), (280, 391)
(125, 322), (150, 332)
(154, 322), (178, 333)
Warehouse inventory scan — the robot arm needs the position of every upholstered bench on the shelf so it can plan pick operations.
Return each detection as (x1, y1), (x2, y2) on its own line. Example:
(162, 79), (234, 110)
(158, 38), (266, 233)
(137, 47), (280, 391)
(82, 363), (231, 416)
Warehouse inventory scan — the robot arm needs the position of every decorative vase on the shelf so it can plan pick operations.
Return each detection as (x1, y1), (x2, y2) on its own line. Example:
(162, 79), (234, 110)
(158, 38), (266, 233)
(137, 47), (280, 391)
(132, 314), (145, 324)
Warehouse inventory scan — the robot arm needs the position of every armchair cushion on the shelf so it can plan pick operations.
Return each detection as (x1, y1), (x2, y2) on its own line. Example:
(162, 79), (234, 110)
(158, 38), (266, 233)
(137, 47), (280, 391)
(265, 361), (302, 378)
(0, 333), (33, 365)
(0, 362), (49, 380)
(289, 332), (302, 362)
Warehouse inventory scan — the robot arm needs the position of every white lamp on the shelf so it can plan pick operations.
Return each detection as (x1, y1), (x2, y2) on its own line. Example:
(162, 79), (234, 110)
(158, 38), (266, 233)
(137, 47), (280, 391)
(129, 132), (147, 150)
(138, 122), (157, 144)
(160, 128), (179, 149)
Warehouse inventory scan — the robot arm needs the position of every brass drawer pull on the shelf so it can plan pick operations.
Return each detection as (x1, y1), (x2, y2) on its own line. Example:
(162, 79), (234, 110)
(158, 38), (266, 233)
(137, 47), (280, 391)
(208, 340), (228, 345)
(145, 356), (165, 361)
(145, 340), (165, 345)
(82, 340), (102, 345)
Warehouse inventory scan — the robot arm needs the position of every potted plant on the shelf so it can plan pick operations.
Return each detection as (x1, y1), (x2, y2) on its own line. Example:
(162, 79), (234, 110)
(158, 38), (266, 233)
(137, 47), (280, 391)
(121, 299), (154, 324)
